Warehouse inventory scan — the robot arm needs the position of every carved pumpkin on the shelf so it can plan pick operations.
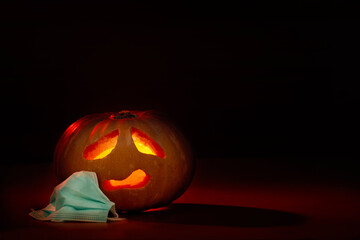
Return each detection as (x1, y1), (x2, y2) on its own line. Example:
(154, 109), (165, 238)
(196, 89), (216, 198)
(54, 111), (194, 211)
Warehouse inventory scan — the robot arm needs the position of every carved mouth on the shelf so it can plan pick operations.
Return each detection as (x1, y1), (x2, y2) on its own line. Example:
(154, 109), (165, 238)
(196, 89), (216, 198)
(103, 169), (150, 191)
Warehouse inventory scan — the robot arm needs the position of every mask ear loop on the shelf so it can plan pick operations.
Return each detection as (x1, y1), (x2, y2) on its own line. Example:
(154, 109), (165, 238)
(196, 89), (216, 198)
(107, 205), (125, 222)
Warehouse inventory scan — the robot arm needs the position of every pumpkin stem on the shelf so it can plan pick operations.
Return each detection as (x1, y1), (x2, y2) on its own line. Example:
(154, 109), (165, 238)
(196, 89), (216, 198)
(110, 111), (138, 120)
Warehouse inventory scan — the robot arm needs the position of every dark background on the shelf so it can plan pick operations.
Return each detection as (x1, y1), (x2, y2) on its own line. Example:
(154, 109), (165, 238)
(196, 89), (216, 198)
(0, 1), (358, 172)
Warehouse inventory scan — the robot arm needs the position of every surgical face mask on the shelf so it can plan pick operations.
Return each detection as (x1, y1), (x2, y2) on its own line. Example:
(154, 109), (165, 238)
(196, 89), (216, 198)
(29, 171), (124, 223)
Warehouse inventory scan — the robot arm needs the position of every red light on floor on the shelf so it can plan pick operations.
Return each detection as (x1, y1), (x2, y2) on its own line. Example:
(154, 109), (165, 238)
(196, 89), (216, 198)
(143, 206), (169, 212)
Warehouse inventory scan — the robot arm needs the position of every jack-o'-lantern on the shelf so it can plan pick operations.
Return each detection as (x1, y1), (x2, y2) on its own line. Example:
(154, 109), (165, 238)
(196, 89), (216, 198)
(54, 110), (194, 211)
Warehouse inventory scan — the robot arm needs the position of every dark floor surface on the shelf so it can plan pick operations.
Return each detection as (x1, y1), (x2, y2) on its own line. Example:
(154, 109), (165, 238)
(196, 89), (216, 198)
(1, 158), (359, 240)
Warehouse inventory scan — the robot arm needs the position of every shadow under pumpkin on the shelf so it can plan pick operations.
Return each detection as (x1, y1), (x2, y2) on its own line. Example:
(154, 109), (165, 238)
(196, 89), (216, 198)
(120, 203), (307, 228)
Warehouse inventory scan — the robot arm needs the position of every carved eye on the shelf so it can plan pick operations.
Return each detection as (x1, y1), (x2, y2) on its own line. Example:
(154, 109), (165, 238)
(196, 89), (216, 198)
(83, 130), (119, 160)
(131, 127), (166, 158)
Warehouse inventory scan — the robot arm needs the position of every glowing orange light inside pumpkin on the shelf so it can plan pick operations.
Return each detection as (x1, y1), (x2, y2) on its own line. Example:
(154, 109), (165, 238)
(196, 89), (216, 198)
(131, 127), (166, 158)
(83, 129), (119, 160)
(103, 169), (150, 191)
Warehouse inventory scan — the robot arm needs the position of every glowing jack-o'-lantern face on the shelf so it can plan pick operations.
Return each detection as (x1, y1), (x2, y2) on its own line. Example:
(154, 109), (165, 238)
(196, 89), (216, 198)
(54, 111), (194, 211)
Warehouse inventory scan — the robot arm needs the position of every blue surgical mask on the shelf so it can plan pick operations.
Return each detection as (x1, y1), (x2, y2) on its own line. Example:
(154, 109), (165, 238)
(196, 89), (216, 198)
(29, 171), (124, 223)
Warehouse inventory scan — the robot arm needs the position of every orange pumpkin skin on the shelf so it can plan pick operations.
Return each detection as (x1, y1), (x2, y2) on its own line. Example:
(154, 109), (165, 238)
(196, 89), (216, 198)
(54, 111), (194, 211)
